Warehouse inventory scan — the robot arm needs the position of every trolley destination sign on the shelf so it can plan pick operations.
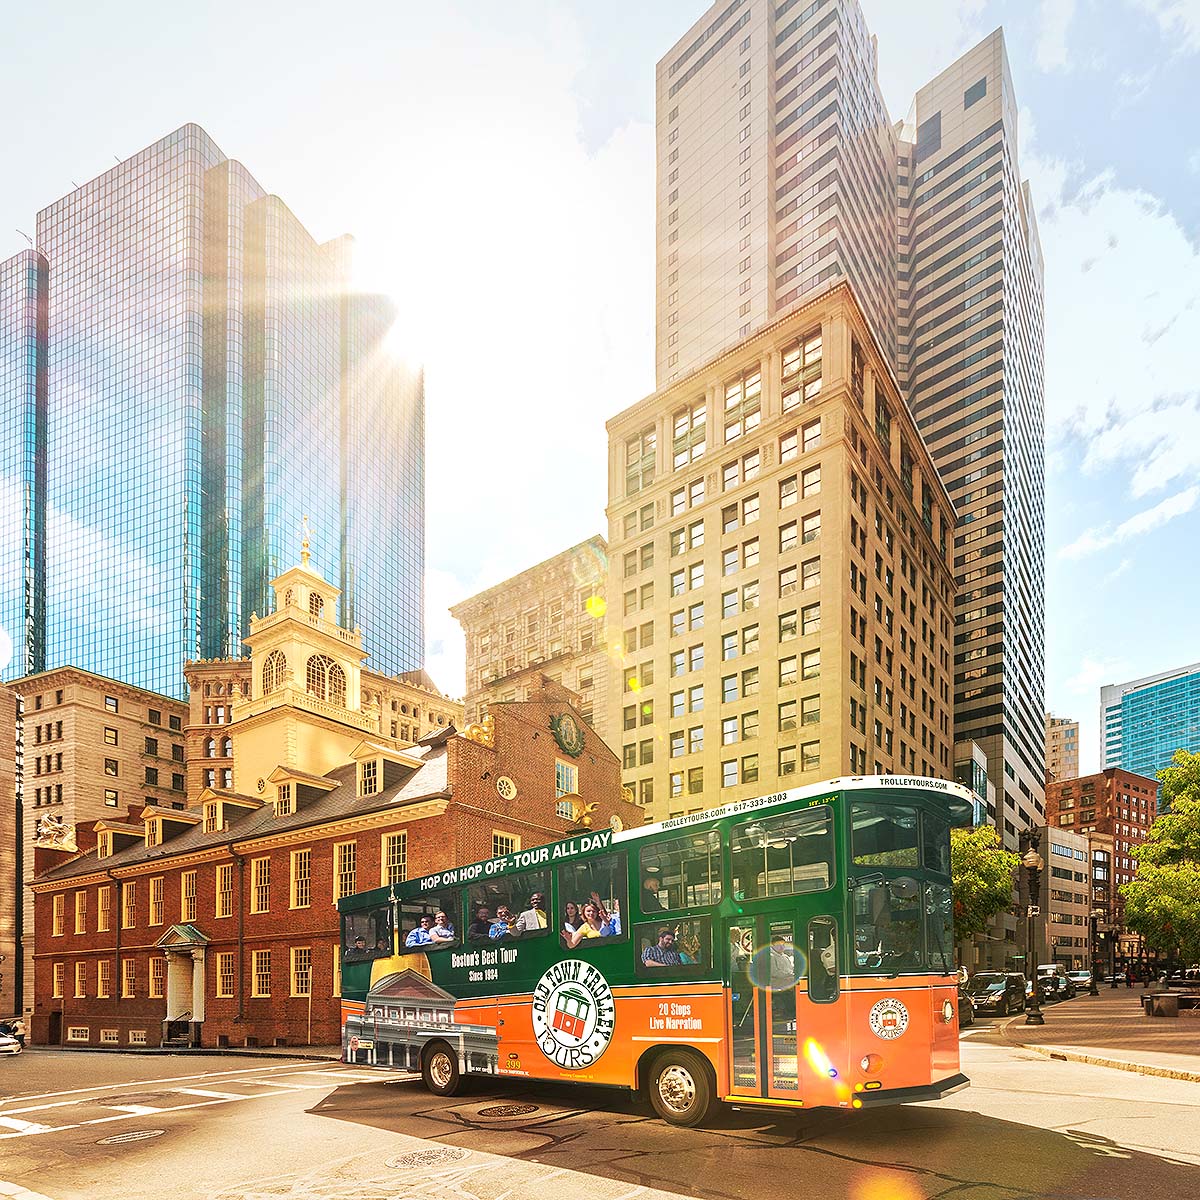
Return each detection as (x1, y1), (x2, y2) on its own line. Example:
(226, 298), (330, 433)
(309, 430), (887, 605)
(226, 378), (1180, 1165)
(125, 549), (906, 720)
(414, 829), (614, 892)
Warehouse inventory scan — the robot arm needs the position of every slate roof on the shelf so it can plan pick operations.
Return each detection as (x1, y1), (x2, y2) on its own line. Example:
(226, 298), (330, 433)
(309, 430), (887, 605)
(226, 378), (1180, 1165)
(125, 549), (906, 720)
(35, 741), (452, 884)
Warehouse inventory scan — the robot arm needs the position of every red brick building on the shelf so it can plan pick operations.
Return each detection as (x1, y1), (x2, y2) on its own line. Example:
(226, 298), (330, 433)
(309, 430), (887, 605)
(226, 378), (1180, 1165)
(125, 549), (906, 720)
(29, 553), (639, 1049)
(1045, 767), (1158, 930)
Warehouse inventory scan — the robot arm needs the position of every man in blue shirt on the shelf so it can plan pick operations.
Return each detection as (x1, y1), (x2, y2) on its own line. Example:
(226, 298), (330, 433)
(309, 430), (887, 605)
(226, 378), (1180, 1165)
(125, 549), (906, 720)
(406, 914), (447, 948)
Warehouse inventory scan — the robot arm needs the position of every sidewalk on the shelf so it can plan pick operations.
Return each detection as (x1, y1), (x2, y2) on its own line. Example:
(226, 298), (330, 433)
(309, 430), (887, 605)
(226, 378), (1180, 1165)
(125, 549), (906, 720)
(999, 987), (1200, 1082)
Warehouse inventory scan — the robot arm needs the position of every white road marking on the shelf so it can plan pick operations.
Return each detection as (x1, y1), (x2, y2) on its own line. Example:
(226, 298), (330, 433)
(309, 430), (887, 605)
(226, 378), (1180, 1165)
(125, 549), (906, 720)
(0, 1071), (406, 1140)
(0, 1117), (56, 1135)
(0, 1060), (315, 1105)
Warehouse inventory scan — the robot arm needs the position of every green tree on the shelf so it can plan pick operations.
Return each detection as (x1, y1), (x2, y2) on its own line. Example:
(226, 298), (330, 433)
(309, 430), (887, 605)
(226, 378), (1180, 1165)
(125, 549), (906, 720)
(1121, 749), (1200, 963)
(951, 824), (1019, 942)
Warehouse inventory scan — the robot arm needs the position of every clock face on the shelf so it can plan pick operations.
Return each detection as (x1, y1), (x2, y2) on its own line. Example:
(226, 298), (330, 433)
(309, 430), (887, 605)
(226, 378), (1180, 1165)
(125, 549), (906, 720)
(609, 814), (624, 833)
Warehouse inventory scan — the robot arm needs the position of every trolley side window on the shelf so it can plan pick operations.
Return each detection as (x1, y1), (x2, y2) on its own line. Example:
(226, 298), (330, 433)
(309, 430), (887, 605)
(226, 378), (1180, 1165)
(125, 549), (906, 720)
(807, 917), (840, 1003)
(635, 917), (712, 978)
(558, 853), (627, 947)
(398, 891), (459, 952)
(731, 805), (834, 899)
(639, 829), (722, 914)
(342, 905), (392, 961)
(466, 870), (551, 942)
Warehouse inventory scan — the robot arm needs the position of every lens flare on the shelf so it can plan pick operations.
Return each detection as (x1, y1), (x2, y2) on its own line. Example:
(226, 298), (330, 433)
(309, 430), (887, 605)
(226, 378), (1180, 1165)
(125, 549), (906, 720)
(748, 945), (806, 991)
(804, 1037), (833, 1076)
(585, 594), (606, 618)
(850, 1170), (924, 1200)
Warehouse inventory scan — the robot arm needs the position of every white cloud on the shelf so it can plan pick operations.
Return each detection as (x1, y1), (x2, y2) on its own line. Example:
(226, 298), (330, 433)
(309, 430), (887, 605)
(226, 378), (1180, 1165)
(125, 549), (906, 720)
(1104, 557), (1133, 582)
(1023, 131), (1200, 503)
(1129, 0), (1200, 53)
(859, 0), (987, 117)
(1064, 655), (1129, 697)
(1059, 486), (1199, 558)
(1036, 0), (1077, 71)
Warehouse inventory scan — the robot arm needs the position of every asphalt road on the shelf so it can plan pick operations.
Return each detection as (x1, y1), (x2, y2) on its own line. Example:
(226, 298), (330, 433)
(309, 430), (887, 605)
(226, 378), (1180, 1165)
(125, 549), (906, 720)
(0, 1029), (1197, 1200)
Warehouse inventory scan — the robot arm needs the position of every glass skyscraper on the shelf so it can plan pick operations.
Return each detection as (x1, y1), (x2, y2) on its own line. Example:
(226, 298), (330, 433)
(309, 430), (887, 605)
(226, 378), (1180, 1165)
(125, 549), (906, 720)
(6, 124), (423, 696)
(1102, 662), (1200, 808)
(0, 250), (47, 679)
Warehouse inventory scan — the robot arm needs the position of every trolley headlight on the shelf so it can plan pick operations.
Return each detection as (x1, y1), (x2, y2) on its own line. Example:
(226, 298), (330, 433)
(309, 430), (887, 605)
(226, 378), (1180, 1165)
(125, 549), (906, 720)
(942, 1000), (956, 1023)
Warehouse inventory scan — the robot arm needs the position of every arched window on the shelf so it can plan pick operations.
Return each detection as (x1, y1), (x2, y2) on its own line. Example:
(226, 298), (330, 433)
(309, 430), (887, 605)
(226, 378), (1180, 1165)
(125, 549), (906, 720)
(284, 588), (294, 608)
(328, 663), (346, 706)
(309, 592), (324, 619)
(263, 650), (286, 695)
(214, 682), (224, 696)
(306, 654), (342, 702)
(205, 737), (216, 757)
(221, 737), (232, 757)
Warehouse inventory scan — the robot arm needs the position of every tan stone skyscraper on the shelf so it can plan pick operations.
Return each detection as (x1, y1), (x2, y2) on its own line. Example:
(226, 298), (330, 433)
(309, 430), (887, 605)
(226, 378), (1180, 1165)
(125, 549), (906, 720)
(1045, 713), (1079, 783)
(656, 0), (898, 387)
(608, 283), (955, 819)
(897, 30), (1046, 847)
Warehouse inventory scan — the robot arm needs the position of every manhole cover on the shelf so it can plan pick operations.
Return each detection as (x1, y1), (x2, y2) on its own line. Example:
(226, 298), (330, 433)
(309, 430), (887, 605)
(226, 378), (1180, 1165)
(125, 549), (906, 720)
(387, 1147), (470, 1169)
(97, 1129), (166, 1145)
(478, 1103), (540, 1117)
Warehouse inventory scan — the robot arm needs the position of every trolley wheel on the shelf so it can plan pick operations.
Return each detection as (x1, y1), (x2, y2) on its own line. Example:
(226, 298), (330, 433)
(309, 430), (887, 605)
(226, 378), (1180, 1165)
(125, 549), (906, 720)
(421, 1042), (462, 1097)
(647, 1049), (716, 1127)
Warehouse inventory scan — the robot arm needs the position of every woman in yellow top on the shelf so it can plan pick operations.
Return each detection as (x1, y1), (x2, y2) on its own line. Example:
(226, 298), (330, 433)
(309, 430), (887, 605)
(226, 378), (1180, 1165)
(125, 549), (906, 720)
(566, 897), (619, 947)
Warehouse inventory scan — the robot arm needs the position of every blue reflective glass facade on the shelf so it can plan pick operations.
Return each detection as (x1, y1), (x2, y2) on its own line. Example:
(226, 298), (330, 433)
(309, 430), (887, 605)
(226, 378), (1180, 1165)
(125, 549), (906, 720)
(23, 124), (423, 698)
(1102, 664), (1200, 808)
(0, 250), (48, 679)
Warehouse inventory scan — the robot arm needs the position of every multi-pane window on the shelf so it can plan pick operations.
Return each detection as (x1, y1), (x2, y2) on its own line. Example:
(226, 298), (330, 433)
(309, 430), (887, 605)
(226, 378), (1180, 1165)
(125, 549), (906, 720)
(779, 745), (797, 775)
(802, 741), (821, 771)
(724, 367), (762, 441)
(98, 885), (112, 932)
(52, 962), (66, 998)
(742, 493), (759, 524)
(359, 759), (379, 796)
(493, 832), (519, 856)
(802, 465), (821, 497)
(672, 401), (706, 467)
(802, 603), (820, 635)
(203, 803), (219, 833)
(52, 894), (65, 936)
(291, 947), (313, 998)
(802, 649), (821, 679)
(742, 624), (759, 655)
(803, 511), (821, 543)
(149, 876), (164, 926)
(780, 475), (798, 509)
(334, 842), (358, 901)
(781, 329), (822, 409)
(121, 882), (136, 929)
(252, 950), (272, 998)
(276, 783), (294, 816)
(150, 956), (166, 998)
(215, 951), (235, 998)
(742, 710), (759, 740)
(121, 957), (136, 998)
(802, 558), (821, 589)
(74, 961), (87, 997)
(722, 716), (738, 745)
(74, 891), (87, 934)
(181, 871), (196, 922)
(875, 397), (892, 451)
(688, 767), (704, 795)
(251, 858), (271, 914)
(97, 959), (112, 998)
(802, 695), (821, 726)
(382, 832), (407, 885)
(291, 849), (312, 908)
(781, 521), (799, 554)
(626, 426), (657, 496)
(216, 864), (233, 918)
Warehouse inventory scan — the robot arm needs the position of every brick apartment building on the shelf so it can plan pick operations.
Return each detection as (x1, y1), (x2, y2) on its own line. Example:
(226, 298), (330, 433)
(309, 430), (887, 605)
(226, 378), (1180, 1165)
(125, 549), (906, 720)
(6, 667), (189, 1013)
(28, 554), (639, 1049)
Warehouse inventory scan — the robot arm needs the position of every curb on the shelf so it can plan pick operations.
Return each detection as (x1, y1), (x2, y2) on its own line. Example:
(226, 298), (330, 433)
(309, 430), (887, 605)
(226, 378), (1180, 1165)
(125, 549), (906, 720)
(0, 1183), (56, 1200)
(25, 1046), (342, 1063)
(996, 1011), (1200, 1083)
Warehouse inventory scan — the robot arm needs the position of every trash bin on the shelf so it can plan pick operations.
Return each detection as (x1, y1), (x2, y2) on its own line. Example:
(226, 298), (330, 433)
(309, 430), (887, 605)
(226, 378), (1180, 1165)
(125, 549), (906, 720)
(1150, 994), (1179, 1018)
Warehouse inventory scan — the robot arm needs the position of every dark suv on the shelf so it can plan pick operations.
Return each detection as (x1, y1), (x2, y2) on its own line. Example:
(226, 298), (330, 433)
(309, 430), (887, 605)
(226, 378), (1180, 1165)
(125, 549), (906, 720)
(966, 972), (1027, 1016)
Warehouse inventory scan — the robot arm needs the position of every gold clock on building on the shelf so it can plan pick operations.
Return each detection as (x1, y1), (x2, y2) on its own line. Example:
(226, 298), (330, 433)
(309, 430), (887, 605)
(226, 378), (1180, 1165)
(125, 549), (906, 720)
(609, 814), (624, 833)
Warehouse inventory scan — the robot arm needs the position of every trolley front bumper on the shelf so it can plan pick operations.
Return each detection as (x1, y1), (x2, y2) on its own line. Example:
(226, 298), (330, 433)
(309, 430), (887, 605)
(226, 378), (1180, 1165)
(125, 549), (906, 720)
(856, 1072), (969, 1108)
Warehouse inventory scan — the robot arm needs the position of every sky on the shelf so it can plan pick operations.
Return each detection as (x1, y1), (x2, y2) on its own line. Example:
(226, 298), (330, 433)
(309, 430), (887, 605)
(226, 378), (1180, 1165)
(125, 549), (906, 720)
(2, 0), (1198, 775)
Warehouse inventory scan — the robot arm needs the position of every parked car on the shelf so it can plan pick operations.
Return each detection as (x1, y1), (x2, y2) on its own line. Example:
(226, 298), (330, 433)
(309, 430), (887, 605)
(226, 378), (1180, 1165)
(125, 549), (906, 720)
(957, 984), (976, 1028)
(966, 972), (1027, 1017)
(0, 1033), (21, 1056)
(0, 1018), (25, 1047)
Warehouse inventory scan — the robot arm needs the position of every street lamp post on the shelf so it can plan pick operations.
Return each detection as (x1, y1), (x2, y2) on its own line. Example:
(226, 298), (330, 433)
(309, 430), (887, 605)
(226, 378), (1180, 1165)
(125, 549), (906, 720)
(1023, 836), (1045, 1026)
(1088, 910), (1101, 996)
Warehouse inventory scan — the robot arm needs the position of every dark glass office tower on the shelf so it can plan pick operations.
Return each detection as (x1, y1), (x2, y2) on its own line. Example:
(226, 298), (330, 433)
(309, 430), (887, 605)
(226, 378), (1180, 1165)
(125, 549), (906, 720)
(0, 250), (48, 680)
(30, 124), (423, 697)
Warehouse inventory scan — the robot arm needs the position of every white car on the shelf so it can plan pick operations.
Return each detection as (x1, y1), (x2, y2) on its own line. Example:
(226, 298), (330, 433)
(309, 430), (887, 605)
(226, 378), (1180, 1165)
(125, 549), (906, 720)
(0, 1035), (21, 1055)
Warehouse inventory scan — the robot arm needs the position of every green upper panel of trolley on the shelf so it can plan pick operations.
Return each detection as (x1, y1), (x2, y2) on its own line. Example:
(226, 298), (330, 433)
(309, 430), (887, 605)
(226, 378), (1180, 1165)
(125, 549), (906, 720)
(337, 774), (974, 914)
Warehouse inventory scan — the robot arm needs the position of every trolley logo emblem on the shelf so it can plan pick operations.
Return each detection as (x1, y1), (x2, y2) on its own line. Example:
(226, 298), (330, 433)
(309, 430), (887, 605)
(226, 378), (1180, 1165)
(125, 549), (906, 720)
(531, 959), (615, 1070)
(868, 997), (910, 1040)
